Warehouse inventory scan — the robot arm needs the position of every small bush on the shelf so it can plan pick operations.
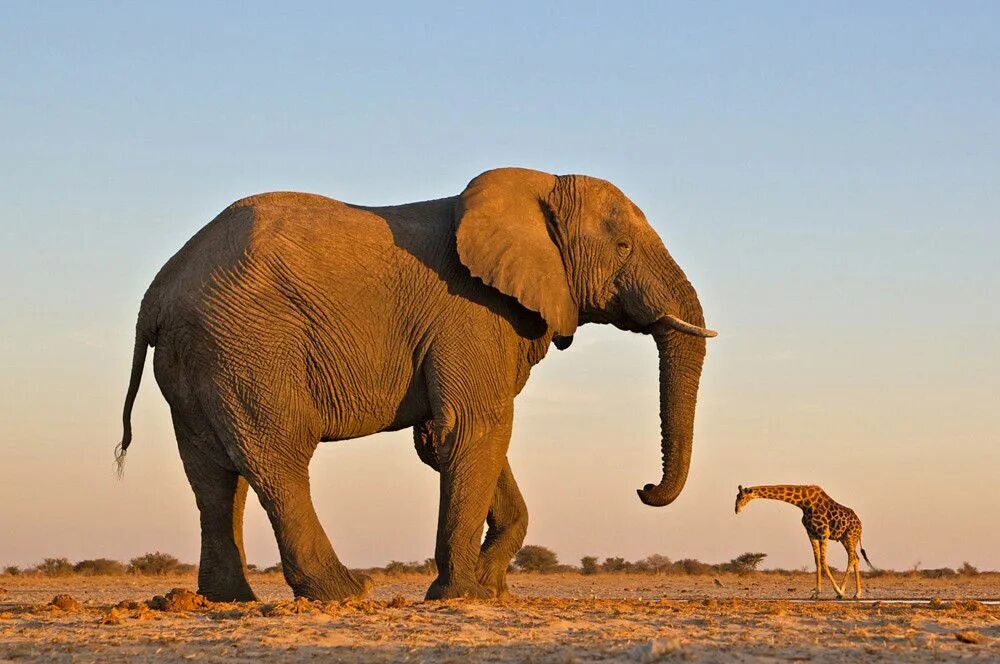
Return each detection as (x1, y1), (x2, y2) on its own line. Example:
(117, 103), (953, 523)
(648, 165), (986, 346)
(127, 552), (194, 576)
(379, 558), (436, 575)
(601, 557), (630, 573)
(674, 558), (714, 575)
(630, 559), (652, 573)
(384, 561), (408, 575)
(864, 567), (891, 578)
(514, 545), (559, 573)
(643, 554), (673, 574)
(920, 567), (957, 579)
(723, 552), (768, 575)
(3, 566), (21, 576)
(580, 556), (599, 575)
(36, 558), (74, 577)
(959, 562), (980, 576)
(732, 552), (767, 570)
(73, 558), (126, 576)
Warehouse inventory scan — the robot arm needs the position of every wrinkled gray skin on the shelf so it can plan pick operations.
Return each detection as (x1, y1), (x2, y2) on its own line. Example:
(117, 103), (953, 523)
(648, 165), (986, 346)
(118, 168), (716, 602)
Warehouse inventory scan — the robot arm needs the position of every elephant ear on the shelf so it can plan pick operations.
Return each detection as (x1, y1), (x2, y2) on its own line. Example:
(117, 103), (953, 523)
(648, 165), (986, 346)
(455, 168), (578, 338)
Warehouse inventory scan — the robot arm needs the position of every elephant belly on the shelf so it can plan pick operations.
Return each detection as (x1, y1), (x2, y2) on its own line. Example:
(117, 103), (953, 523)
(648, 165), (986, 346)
(318, 389), (430, 441)
(313, 354), (432, 441)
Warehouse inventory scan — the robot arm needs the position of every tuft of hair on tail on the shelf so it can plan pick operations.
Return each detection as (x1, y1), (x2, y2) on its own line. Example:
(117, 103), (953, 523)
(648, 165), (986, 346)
(114, 439), (130, 479)
(860, 546), (874, 570)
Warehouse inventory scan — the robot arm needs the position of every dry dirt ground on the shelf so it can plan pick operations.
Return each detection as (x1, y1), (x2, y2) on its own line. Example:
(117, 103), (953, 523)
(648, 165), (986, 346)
(1, 573), (998, 662)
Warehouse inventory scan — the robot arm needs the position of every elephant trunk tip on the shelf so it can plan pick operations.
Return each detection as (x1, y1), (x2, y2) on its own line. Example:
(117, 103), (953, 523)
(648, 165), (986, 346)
(636, 479), (682, 507)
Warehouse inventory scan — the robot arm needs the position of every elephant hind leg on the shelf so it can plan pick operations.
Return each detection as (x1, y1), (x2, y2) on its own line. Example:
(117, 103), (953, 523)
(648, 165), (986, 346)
(244, 453), (372, 601)
(477, 459), (527, 597)
(174, 415), (256, 602)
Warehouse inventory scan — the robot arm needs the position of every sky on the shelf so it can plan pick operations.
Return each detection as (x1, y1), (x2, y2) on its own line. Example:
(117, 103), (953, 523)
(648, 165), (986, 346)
(1, 2), (998, 573)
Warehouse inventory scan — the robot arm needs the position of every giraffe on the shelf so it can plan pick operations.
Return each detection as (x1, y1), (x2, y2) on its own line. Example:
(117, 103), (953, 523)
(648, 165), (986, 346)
(735, 484), (872, 599)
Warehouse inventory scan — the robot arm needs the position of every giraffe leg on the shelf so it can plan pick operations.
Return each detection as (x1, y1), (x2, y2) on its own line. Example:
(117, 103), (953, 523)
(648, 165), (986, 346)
(839, 541), (855, 594)
(820, 540), (845, 598)
(810, 539), (822, 598)
(852, 544), (863, 599)
(855, 561), (863, 599)
(840, 559), (855, 597)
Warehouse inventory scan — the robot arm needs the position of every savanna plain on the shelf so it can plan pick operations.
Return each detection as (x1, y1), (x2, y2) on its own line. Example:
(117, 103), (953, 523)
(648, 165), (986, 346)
(2, 570), (998, 662)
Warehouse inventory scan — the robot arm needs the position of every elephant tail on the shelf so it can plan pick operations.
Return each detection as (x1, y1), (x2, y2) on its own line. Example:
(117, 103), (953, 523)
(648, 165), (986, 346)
(115, 321), (151, 477)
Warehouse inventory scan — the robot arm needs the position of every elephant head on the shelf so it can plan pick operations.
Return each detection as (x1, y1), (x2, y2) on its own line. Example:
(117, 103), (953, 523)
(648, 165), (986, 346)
(455, 168), (717, 507)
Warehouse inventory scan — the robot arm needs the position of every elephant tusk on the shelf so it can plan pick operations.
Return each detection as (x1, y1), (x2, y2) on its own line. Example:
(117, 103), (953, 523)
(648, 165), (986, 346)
(662, 314), (718, 338)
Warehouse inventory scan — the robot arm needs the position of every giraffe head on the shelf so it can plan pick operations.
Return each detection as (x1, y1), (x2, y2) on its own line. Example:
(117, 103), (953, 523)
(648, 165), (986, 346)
(735, 485), (756, 514)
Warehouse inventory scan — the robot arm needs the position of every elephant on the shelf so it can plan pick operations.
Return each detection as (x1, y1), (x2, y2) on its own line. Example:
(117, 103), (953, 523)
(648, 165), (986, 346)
(117, 167), (717, 602)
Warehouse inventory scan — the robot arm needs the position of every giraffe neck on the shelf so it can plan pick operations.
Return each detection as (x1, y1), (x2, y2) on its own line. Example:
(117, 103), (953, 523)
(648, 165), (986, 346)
(749, 485), (822, 510)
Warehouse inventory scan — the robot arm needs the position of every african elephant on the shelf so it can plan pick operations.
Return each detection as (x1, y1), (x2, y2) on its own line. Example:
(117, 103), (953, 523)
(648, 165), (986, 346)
(117, 167), (716, 602)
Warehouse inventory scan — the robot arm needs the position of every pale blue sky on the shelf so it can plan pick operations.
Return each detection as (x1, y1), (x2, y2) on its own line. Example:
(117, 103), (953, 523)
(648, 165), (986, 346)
(1, 2), (998, 571)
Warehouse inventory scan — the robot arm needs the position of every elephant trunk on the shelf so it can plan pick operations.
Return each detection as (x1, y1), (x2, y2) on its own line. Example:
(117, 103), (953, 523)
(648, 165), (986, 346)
(636, 322), (707, 507)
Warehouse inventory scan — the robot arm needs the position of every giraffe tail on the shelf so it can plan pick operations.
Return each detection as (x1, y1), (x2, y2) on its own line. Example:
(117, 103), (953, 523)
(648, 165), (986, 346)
(860, 546), (874, 570)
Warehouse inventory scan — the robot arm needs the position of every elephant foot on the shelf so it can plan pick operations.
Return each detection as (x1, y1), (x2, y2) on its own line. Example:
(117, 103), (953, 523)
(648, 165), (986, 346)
(425, 577), (493, 600)
(476, 563), (510, 599)
(198, 583), (257, 603)
(197, 571), (257, 603)
(292, 571), (373, 602)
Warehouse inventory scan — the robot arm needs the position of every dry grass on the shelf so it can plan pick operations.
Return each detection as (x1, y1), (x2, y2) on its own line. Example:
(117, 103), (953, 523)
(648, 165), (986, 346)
(1, 573), (998, 662)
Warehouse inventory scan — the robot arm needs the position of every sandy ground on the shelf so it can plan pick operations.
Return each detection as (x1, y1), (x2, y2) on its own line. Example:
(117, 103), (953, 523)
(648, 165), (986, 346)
(1, 573), (998, 662)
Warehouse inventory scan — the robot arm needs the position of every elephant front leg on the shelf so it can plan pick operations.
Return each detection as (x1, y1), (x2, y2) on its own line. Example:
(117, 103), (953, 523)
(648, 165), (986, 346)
(476, 459), (528, 597)
(414, 424), (525, 598)
(426, 412), (512, 600)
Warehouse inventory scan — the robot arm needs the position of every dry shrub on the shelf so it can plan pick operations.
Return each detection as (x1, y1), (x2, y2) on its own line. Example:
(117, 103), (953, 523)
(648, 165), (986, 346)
(515, 545), (559, 573)
(74, 558), (126, 576)
(674, 558), (714, 575)
(128, 552), (195, 576)
(36, 558), (74, 577)
(601, 557), (630, 573)
(921, 568), (957, 579)
(382, 558), (436, 575)
(959, 562), (980, 576)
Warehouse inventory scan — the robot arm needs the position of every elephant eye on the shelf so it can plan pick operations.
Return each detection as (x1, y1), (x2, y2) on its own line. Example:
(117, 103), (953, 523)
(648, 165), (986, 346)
(616, 240), (632, 257)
